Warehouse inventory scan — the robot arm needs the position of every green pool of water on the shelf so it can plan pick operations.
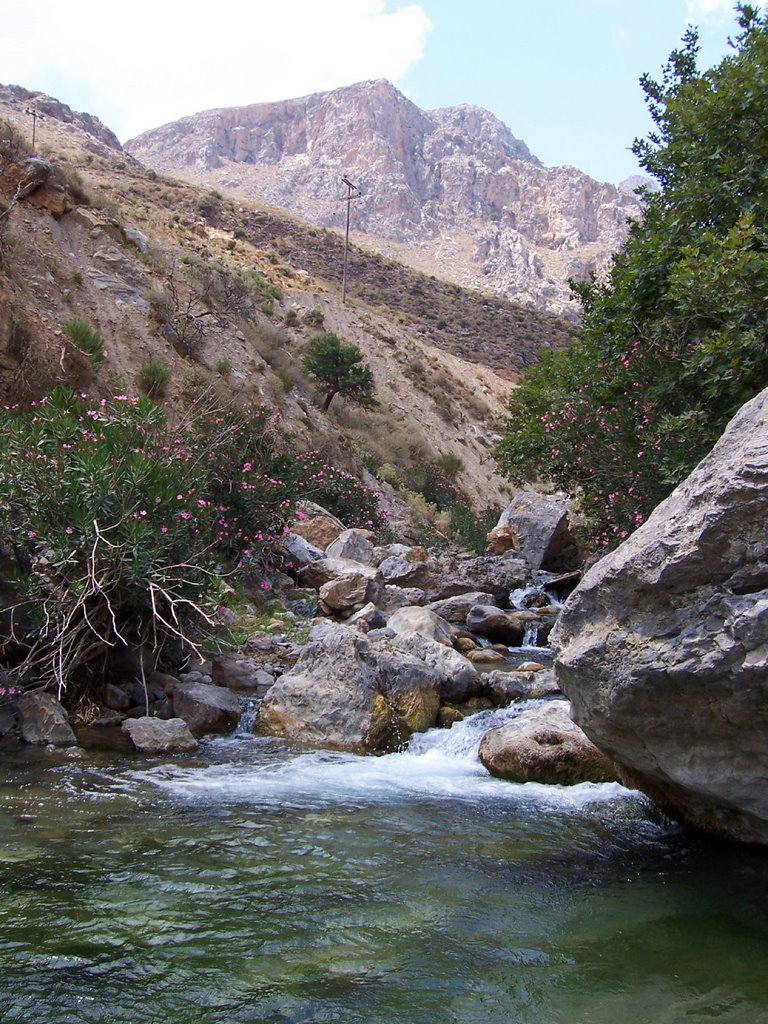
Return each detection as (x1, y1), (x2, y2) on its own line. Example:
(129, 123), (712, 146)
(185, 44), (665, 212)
(1, 707), (767, 1024)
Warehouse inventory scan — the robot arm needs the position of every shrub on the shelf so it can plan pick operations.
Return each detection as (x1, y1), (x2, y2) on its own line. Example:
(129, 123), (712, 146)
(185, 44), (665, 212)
(215, 358), (233, 376)
(292, 450), (387, 531)
(137, 357), (172, 398)
(0, 388), (297, 693)
(302, 332), (376, 412)
(62, 318), (106, 367)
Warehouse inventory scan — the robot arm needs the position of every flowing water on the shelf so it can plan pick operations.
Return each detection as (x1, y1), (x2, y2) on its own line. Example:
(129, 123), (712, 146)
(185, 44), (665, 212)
(1, 703), (768, 1024)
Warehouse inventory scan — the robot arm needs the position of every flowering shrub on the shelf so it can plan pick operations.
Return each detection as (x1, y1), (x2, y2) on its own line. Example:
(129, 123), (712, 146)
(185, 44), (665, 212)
(0, 388), (297, 693)
(292, 450), (387, 531)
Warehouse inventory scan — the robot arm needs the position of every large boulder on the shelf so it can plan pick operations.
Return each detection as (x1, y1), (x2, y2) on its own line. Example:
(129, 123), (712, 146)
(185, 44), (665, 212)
(299, 557), (381, 595)
(392, 633), (481, 703)
(488, 492), (577, 571)
(427, 591), (498, 623)
(172, 682), (242, 737)
(17, 691), (77, 746)
(483, 668), (561, 706)
(466, 605), (530, 646)
(478, 701), (619, 785)
(122, 716), (198, 754)
(553, 385), (768, 844)
(291, 504), (347, 549)
(387, 607), (454, 646)
(427, 552), (530, 603)
(257, 624), (441, 752)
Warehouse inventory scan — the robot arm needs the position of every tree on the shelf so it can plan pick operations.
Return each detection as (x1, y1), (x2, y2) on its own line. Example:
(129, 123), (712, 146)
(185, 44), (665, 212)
(495, 5), (768, 546)
(302, 332), (377, 412)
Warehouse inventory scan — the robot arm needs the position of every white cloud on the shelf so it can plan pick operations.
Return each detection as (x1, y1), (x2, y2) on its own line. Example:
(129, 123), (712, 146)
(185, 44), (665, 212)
(685, 0), (737, 20)
(1, 0), (432, 140)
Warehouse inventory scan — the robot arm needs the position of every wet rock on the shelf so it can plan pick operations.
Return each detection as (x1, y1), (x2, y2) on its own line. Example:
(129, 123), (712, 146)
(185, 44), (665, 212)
(122, 716), (198, 754)
(428, 553), (530, 603)
(553, 384), (768, 844)
(478, 701), (619, 785)
(258, 624), (440, 752)
(483, 668), (560, 706)
(17, 691), (77, 747)
(211, 654), (272, 693)
(172, 681), (242, 737)
(466, 605), (526, 646)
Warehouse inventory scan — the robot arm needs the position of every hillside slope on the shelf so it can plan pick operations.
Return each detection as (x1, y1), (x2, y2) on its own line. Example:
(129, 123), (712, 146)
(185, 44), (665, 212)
(0, 84), (571, 523)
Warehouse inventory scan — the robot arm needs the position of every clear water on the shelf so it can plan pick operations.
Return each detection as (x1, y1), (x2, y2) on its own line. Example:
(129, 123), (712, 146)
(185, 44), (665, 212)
(1, 704), (767, 1024)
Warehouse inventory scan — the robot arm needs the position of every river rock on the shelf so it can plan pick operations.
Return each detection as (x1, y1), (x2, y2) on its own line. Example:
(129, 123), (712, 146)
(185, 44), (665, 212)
(122, 716), (198, 754)
(489, 492), (577, 571)
(483, 669), (560, 706)
(318, 573), (374, 613)
(387, 607), (454, 646)
(211, 654), (273, 694)
(553, 384), (768, 844)
(427, 553), (530, 603)
(325, 528), (377, 565)
(427, 591), (498, 623)
(392, 632), (481, 702)
(17, 691), (77, 746)
(466, 605), (526, 646)
(378, 585), (427, 614)
(299, 557), (381, 593)
(258, 624), (440, 752)
(378, 555), (429, 587)
(478, 701), (619, 785)
(172, 681), (243, 737)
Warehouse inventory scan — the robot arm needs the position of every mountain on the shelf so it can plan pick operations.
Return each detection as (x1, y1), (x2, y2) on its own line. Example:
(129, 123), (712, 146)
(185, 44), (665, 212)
(0, 83), (577, 526)
(126, 80), (641, 315)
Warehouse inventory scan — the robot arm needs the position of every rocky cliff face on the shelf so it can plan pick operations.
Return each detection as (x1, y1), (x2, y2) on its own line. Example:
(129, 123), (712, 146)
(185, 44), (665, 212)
(127, 80), (641, 315)
(552, 385), (768, 845)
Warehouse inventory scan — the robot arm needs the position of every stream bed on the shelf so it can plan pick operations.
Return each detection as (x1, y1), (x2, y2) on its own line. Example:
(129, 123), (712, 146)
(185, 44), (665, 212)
(1, 703), (767, 1023)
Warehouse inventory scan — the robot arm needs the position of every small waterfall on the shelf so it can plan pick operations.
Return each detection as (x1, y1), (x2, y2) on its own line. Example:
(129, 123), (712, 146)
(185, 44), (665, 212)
(236, 698), (260, 736)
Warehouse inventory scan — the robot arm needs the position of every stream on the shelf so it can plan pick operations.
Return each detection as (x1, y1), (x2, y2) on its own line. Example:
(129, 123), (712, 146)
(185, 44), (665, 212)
(1, 702), (768, 1023)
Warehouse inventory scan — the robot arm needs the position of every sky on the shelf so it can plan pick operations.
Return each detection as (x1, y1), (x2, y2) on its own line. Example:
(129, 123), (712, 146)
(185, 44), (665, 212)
(0, 0), (755, 184)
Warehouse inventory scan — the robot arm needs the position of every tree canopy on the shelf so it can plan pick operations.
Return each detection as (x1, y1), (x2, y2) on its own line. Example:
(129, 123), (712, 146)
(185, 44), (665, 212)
(495, 5), (768, 546)
(302, 332), (377, 412)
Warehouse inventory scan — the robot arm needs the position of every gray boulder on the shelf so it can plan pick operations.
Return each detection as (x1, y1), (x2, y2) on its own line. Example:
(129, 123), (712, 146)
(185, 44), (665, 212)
(427, 591), (498, 623)
(387, 607), (454, 646)
(17, 691), (77, 746)
(428, 553), (530, 603)
(553, 384), (768, 844)
(325, 528), (377, 565)
(483, 669), (561, 706)
(172, 682), (242, 737)
(258, 624), (441, 752)
(281, 532), (325, 568)
(488, 492), (577, 571)
(122, 716), (198, 754)
(478, 701), (619, 785)
(392, 632), (481, 703)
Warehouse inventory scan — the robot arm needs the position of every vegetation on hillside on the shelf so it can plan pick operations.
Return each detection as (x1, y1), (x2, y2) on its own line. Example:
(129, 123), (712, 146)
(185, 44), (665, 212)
(495, 5), (768, 544)
(302, 332), (377, 411)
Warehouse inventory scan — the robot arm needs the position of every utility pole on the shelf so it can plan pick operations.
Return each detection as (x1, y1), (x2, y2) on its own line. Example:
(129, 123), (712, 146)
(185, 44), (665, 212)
(340, 174), (361, 305)
(25, 104), (44, 152)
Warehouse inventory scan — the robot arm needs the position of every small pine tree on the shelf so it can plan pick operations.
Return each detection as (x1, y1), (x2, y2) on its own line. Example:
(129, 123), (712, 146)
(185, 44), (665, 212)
(302, 332), (376, 412)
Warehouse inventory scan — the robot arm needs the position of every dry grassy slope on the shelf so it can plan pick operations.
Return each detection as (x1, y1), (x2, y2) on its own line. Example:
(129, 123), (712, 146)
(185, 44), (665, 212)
(0, 92), (555, 512)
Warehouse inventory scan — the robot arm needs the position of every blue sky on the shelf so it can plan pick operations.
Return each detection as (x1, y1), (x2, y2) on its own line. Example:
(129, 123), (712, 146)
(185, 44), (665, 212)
(1, 0), (752, 184)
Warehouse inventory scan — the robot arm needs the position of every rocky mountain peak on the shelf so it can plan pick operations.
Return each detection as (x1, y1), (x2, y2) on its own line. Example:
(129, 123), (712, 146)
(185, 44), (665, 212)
(127, 80), (641, 315)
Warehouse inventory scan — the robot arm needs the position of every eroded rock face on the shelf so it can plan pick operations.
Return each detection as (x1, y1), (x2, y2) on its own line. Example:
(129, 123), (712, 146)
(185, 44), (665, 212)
(478, 701), (619, 785)
(488, 492), (577, 571)
(553, 385), (768, 844)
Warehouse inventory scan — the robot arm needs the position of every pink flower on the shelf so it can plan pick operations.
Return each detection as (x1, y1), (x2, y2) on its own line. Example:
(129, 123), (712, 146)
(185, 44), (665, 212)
(65, 527), (74, 535)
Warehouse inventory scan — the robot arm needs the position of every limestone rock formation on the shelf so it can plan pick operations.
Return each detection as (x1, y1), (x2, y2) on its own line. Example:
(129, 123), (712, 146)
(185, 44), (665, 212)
(126, 80), (640, 314)
(17, 691), (77, 746)
(553, 385), (768, 844)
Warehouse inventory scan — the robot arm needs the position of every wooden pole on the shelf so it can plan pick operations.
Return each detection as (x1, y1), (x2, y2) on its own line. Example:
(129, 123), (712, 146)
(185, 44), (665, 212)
(340, 175), (360, 305)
